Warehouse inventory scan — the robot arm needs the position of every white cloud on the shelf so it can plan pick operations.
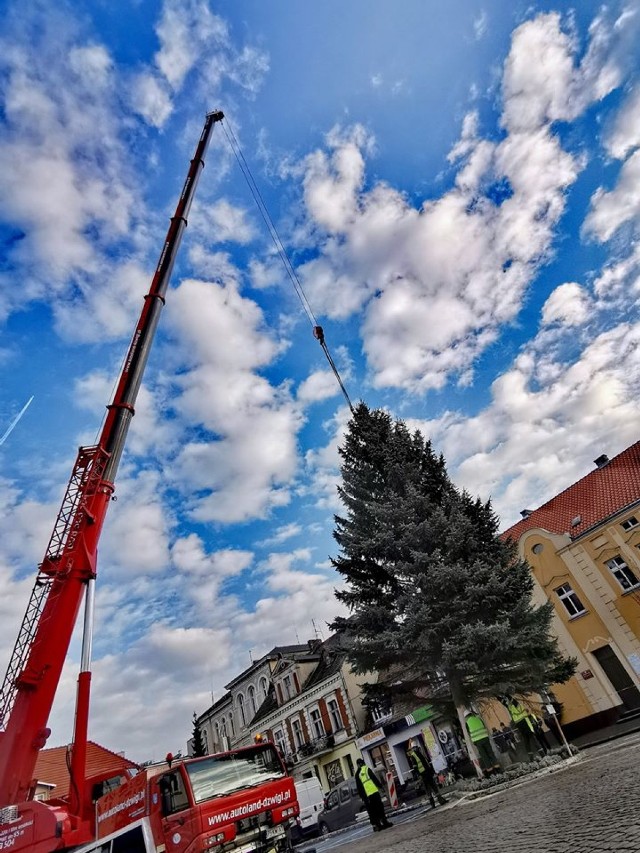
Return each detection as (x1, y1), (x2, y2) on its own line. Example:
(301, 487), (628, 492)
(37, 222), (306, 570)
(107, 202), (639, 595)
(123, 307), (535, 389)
(168, 278), (303, 523)
(584, 150), (640, 241)
(291, 10), (627, 392)
(155, 0), (228, 91)
(191, 198), (256, 245)
(419, 319), (640, 528)
(130, 72), (173, 127)
(541, 282), (591, 326)
(257, 523), (302, 548)
(473, 10), (488, 41)
(297, 369), (340, 404)
(606, 86), (640, 160)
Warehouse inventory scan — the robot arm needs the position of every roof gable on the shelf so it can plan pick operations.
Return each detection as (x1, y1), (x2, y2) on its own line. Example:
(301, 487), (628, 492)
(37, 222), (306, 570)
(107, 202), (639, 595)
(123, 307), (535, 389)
(503, 442), (640, 541)
(35, 741), (137, 798)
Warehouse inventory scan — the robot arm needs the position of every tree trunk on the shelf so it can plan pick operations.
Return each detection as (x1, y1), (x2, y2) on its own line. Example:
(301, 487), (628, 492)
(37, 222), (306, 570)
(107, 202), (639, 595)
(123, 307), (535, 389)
(449, 676), (484, 779)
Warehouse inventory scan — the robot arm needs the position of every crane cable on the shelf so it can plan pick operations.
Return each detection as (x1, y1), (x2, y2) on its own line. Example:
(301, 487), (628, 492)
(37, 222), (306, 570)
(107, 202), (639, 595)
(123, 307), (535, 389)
(220, 119), (355, 415)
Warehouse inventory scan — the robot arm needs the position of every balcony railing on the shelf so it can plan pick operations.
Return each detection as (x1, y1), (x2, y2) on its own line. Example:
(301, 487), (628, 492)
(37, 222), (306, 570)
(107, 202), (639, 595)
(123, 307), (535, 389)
(291, 733), (336, 761)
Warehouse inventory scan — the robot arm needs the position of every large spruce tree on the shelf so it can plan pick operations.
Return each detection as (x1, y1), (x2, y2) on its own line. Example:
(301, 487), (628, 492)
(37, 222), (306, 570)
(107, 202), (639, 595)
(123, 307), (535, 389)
(332, 403), (575, 753)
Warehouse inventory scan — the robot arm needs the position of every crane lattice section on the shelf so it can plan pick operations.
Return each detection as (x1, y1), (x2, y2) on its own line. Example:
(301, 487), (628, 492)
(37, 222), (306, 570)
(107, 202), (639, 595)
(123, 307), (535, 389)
(0, 445), (110, 729)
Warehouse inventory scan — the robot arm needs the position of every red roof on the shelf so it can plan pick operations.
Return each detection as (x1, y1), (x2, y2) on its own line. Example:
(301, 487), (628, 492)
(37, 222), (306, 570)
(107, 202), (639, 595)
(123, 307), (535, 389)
(35, 741), (138, 798)
(503, 441), (640, 542)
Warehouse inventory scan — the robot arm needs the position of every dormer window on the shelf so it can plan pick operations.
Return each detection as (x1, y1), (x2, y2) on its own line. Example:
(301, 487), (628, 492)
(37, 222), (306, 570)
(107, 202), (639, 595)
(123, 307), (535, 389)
(283, 674), (294, 700)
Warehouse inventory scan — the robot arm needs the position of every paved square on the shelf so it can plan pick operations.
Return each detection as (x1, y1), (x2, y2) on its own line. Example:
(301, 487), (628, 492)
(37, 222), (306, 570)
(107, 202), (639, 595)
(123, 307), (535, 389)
(339, 736), (640, 853)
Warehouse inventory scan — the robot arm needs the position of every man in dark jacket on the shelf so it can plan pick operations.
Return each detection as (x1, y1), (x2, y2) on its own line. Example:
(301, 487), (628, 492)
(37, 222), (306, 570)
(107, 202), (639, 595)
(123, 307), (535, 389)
(354, 759), (393, 831)
(406, 742), (446, 807)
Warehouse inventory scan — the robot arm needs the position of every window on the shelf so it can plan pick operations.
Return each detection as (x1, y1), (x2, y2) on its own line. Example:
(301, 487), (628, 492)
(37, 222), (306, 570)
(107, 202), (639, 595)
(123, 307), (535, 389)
(273, 727), (286, 754)
(228, 713), (235, 738)
(186, 745), (285, 804)
(621, 516), (639, 531)
(283, 674), (294, 700)
(325, 790), (339, 810)
(327, 698), (343, 732)
(214, 722), (220, 748)
(555, 583), (587, 617)
(339, 784), (351, 803)
(248, 685), (257, 716)
(291, 717), (304, 749)
(159, 771), (190, 815)
(606, 556), (640, 591)
(309, 707), (325, 739)
(238, 693), (246, 726)
(259, 676), (269, 703)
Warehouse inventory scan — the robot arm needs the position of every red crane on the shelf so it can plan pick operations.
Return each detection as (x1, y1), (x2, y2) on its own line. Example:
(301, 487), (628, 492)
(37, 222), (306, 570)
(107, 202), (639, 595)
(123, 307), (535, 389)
(0, 111), (224, 825)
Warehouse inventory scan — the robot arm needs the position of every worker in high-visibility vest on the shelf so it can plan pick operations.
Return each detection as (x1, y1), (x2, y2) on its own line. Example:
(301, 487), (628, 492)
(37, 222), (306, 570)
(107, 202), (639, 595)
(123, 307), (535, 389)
(464, 712), (501, 774)
(503, 698), (542, 760)
(406, 741), (446, 808)
(354, 759), (393, 831)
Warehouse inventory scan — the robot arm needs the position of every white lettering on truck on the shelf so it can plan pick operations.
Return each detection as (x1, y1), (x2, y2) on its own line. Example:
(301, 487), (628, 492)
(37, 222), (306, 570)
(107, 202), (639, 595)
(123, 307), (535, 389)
(207, 791), (291, 826)
(97, 791), (145, 823)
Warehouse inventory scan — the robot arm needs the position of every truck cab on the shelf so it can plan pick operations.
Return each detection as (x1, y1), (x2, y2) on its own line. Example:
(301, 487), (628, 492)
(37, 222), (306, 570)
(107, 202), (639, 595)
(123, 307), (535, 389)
(96, 743), (298, 853)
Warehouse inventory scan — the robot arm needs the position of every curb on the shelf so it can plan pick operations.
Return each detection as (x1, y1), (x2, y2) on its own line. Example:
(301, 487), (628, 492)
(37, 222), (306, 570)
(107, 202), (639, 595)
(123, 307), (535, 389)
(453, 754), (582, 802)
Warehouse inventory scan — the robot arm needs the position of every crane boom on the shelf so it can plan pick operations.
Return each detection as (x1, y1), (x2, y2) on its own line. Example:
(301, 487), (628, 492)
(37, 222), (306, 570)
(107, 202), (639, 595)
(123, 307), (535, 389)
(0, 110), (224, 809)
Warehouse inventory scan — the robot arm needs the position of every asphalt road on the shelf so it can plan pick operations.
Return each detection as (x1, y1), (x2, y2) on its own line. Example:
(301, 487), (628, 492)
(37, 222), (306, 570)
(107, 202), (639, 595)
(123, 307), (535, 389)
(299, 732), (640, 853)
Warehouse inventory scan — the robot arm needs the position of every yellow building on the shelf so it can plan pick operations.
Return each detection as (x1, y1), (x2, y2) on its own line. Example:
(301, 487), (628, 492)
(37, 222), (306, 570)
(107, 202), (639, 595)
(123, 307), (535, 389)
(503, 443), (640, 738)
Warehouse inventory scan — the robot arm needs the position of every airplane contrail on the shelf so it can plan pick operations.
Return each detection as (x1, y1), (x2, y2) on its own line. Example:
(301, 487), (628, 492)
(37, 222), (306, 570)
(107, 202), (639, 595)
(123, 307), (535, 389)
(0, 396), (34, 447)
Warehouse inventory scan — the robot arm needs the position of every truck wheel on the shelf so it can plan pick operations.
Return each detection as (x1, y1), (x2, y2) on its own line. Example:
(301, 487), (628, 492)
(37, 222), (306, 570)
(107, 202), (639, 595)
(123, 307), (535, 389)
(319, 822), (330, 837)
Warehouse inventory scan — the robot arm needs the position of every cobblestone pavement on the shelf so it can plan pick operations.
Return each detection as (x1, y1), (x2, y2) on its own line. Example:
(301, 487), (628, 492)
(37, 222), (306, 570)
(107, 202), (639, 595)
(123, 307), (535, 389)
(336, 737), (640, 853)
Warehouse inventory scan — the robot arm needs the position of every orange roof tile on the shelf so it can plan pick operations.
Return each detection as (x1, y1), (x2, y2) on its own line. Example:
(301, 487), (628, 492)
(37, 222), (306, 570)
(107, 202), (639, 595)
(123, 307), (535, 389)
(503, 441), (640, 542)
(35, 740), (138, 798)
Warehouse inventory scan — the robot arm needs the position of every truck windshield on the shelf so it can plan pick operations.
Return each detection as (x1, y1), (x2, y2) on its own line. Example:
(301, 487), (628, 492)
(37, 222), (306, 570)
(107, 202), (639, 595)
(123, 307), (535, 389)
(186, 746), (286, 804)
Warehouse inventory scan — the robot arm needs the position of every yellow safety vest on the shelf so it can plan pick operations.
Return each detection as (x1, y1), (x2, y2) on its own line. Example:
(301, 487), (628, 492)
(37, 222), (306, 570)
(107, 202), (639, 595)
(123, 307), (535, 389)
(358, 764), (378, 796)
(407, 749), (425, 774)
(466, 714), (489, 743)
(508, 702), (533, 730)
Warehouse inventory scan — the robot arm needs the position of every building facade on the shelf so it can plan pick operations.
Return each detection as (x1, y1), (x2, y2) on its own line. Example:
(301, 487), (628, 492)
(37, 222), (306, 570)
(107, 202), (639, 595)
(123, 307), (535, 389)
(193, 637), (369, 792)
(503, 442), (640, 738)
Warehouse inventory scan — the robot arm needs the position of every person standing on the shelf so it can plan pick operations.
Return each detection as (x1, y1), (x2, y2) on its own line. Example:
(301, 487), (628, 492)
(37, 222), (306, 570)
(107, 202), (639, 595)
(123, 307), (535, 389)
(529, 712), (552, 754)
(465, 711), (501, 775)
(355, 758), (393, 832)
(503, 697), (540, 760)
(406, 741), (446, 807)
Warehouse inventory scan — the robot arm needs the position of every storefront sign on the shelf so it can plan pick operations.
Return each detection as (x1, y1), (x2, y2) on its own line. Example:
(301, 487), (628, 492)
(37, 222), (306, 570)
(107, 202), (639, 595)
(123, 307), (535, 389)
(356, 727), (386, 749)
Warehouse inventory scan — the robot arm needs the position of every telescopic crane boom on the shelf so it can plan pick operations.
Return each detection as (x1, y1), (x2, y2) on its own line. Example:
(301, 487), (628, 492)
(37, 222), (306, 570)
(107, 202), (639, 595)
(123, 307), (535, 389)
(0, 110), (224, 813)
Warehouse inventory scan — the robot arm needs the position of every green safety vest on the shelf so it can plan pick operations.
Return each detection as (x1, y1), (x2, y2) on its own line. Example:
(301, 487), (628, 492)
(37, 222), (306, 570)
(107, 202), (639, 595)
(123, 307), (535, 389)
(407, 749), (425, 774)
(465, 714), (489, 742)
(508, 702), (533, 729)
(358, 764), (378, 796)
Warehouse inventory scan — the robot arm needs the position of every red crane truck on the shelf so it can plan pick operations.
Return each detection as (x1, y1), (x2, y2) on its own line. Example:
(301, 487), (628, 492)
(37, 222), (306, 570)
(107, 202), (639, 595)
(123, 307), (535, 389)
(0, 110), (298, 853)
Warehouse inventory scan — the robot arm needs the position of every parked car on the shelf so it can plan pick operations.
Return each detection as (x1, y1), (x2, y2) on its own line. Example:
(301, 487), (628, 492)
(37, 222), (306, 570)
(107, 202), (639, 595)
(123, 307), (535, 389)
(317, 778), (366, 836)
(289, 777), (326, 843)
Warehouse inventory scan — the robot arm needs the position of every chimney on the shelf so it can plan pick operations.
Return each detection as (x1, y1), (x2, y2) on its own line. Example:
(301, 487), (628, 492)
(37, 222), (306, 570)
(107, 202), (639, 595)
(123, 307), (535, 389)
(594, 454), (610, 469)
(520, 509), (533, 519)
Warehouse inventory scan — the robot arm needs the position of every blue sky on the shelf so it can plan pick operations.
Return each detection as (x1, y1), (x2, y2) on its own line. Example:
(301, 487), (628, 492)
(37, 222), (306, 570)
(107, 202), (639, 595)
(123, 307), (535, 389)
(1, 0), (639, 761)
